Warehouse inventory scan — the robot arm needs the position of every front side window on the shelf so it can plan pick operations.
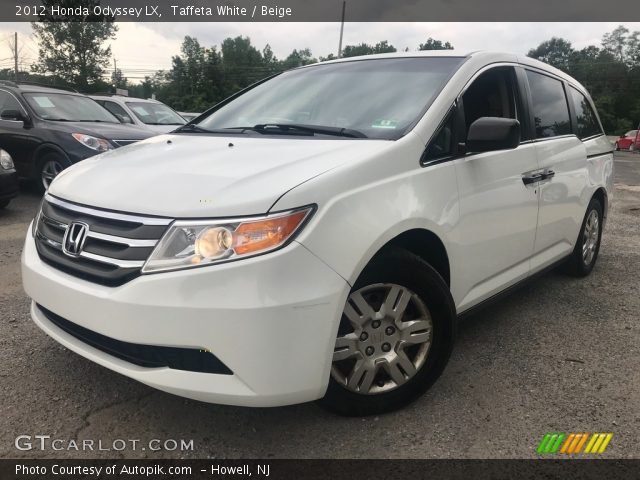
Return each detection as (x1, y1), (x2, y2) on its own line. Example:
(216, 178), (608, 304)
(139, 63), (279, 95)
(125, 102), (185, 126)
(24, 93), (119, 123)
(196, 57), (465, 140)
(101, 100), (134, 124)
(569, 87), (602, 139)
(526, 70), (571, 139)
(0, 90), (22, 114)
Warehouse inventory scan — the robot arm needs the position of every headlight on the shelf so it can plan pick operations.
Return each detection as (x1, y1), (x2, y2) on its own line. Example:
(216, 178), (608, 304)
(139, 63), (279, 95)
(0, 150), (14, 170)
(142, 206), (314, 273)
(71, 133), (113, 152)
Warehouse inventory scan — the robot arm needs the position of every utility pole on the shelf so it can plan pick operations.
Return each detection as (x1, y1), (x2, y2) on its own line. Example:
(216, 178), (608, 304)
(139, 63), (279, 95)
(337, 1), (346, 58)
(113, 57), (117, 86)
(14, 32), (18, 81)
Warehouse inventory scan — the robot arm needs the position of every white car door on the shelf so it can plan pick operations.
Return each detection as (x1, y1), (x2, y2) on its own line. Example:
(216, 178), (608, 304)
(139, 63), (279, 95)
(450, 66), (541, 311)
(523, 69), (593, 272)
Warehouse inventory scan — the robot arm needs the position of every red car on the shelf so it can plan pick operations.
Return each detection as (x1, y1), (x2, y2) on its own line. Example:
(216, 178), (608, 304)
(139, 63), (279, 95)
(615, 129), (638, 151)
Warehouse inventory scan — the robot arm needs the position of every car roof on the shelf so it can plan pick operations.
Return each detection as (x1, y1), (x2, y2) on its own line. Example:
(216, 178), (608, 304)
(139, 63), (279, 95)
(90, 95), (160, 104)
(0, 81), (82, 95)
(305, 50), (589, 96)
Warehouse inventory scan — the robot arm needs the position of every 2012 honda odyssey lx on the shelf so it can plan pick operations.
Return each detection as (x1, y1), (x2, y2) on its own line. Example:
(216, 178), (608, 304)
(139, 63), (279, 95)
(22, 51), (614, 416)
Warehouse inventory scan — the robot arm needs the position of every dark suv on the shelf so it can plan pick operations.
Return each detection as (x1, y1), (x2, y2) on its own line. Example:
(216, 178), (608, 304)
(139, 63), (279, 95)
(0, 81), (154, 191)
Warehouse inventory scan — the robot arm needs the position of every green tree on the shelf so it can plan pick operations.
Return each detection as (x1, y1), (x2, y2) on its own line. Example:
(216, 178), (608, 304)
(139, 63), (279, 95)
(342, 40), (397, 58)
(418, 38), (454, 50)
(527, 37), (574, 71)
(31, 0), (117, 89)
(281, 48), (316, 69)
(602, 25), (629, 63)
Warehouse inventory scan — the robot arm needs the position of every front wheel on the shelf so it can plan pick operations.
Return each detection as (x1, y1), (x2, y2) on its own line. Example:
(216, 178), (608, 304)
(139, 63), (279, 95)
(318, 248), (456, 416)
(565, 197), (603, 277)
(36, 153), (69, 193)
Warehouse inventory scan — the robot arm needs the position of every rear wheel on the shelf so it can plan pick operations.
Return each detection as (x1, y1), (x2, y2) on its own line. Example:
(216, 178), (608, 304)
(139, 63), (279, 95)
(318, 248), (456, 416)
(36, 153), (69, 193)
(565, 197), (603, 277)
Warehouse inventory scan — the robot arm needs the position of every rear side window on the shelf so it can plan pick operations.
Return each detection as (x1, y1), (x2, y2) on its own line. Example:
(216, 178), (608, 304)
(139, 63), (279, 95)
(569, 87), (602, 139)
(526, 70), (571, 139)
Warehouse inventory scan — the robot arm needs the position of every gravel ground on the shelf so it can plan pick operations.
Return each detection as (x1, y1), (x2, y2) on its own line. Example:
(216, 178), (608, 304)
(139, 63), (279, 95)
(0, 152), (638, 459)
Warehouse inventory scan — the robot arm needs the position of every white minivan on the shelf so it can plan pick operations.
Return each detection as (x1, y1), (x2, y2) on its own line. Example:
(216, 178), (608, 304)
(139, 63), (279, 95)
(22, 51), (613, 415)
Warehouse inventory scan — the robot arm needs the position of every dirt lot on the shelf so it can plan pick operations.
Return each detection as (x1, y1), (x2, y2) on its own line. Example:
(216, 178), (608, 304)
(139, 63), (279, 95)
(0, 152), (639, 459)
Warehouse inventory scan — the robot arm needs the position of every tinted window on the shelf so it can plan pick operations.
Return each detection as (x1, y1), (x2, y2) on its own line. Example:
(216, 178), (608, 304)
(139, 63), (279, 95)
(424, 113), (455, 161)
(526, 70), (571, 139)
(197, 57), (465, 140)
(102, 101), (134, 124)
(0, 90), (22, 113)
(569, 87), (602, 139)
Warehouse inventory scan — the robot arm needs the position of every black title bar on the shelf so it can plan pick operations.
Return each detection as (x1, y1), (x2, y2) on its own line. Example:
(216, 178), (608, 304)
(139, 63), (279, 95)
(3, 0), (640, 22)
(2, 459), (640, 480)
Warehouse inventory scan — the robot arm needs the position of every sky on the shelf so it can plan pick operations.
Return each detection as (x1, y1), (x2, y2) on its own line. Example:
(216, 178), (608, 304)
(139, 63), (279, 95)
(0, 22), (639, 82)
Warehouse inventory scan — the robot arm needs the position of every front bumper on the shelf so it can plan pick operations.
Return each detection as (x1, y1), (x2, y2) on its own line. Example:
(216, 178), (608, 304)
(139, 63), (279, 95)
(0, 170), (18, 200)
(22, 230), (349, 407)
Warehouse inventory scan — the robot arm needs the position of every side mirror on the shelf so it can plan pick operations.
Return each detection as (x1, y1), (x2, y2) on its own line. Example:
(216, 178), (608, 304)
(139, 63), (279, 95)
(466, 117), (520, 153)
(1, 109), (26, 123)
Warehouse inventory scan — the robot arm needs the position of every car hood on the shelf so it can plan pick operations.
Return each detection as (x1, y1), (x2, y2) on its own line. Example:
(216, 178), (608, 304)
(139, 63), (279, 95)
(60, 121), (154, 140)
(50, 134), (388, 218)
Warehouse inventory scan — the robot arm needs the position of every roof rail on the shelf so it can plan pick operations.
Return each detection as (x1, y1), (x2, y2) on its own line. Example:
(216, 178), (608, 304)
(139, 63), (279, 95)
(0, 80), (18, 87)
(16, 81), (79, 93)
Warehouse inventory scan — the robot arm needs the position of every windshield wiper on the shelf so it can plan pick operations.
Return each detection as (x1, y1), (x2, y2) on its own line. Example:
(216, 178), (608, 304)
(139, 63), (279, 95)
(77, 119), (117, 123)
(248, 124), (368, 138)
(173, 124), (248, 134)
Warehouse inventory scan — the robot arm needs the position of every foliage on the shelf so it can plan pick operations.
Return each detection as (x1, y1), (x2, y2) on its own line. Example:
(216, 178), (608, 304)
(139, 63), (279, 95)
(527, 26), (640, 133)
(31, 0), (117, 89)
(419, 38), (454, 50)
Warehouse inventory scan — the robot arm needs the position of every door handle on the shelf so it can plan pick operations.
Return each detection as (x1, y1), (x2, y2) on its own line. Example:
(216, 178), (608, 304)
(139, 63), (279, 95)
(522, 172), (543, 185)
(540, 169), (555, 181)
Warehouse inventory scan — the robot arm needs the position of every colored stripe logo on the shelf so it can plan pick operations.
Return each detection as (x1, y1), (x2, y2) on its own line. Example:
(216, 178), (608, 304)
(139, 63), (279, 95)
(537, 433), (613, 454)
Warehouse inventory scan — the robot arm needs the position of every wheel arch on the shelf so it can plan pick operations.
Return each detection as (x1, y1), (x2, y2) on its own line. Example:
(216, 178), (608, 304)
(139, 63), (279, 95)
(32, 143), (70, 177)
(368, 228), (451, 287)
(592, 187), (608, 221)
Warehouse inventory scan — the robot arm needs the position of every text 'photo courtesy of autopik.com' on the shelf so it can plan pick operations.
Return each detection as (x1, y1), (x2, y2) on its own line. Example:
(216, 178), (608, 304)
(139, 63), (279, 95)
(0, 0), (639, 479)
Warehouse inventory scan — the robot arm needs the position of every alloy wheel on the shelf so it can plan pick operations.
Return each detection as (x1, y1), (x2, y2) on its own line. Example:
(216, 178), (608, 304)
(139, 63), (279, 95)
(582, 209), (599, 265)
(41, 160), (63, 190)
(331, 283), (433, 395)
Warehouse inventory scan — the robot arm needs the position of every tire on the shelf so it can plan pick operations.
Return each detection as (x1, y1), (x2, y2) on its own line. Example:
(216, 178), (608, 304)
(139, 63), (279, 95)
(0, 199), (9, 209)
(614, 142), (620, 151)
(318, 248), (456, 416)
(35, 153), (70, 193)
(565, 197), (603, 277)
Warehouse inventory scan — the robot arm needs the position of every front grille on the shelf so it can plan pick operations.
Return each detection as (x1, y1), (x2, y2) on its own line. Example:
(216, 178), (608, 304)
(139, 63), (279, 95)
(35, 194), (172, 286)
(38, 305), (232, 375)
(112, 139), (139, 148)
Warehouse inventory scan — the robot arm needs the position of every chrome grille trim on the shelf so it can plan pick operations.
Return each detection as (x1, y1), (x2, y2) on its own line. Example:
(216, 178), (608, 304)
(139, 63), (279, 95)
(79, 251), (145, 269)
(86, 230), (158, 248)
(35, 196), (172, 286)
(40, 212), (159, 248)
(45, 194), (173, 226)
(36, 231), (146, 268)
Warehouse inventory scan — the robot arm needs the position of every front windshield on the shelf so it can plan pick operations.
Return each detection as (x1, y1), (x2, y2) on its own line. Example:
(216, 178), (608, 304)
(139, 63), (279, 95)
(24, 93), (119, 122)
(126, 102), (186, 125)
(197, 57), (465, 140)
